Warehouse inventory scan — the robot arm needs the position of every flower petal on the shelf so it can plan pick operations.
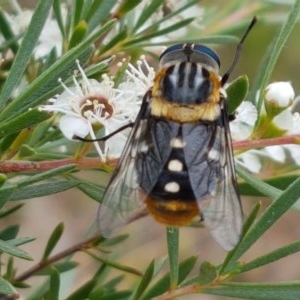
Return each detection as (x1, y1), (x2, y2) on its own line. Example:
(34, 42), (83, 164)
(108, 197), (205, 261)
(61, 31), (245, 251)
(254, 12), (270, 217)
(265, 81), (295, 108)
(237, 151), (262, 173)
(59, 115), (89, 140)
(230, 101), (257, 141)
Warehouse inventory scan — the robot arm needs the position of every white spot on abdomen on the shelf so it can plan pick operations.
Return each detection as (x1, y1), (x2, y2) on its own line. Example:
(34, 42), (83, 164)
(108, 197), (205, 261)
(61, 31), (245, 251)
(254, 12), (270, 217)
(170, 137), (186, 148)
(168, 159), (183, 172)
(164, 181), (180, 193)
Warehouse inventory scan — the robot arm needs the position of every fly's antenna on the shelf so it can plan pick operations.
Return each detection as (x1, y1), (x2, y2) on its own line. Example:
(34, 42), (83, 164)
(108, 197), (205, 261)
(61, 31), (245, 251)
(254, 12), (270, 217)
(221, 16), (257, 86)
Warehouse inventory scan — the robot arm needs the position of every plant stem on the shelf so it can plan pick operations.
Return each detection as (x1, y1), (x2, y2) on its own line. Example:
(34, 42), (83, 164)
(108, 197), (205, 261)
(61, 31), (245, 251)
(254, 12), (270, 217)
(14, 235), (100, 282)
(233, 134), (300, 152)
(166, 227), (179, 289)
(155, 283), (199, 300)
(0, 157), (117, 173)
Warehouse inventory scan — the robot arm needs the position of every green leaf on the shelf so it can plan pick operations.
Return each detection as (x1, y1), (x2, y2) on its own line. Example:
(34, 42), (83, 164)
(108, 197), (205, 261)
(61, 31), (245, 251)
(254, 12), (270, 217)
(132, 260), (155, 300)
(125, 18), (195, 47)
(142, 256), (197, 300)
(96, 291), (131, 300)
(153, 256), (168, 278)
(88, 287), (106, 300)
(223, 176), (300, 272)
(42, 223), (64, 261)
(236, 165), (281, 199)
(0, 0), (53, 110)
(117, 0), (141, 15)
(53, 0), (66, 39)
(0, 109), (51, 138)
(65, 279), (97, 300)
(0, 204), (24, 219)
(18, 144), (36, 158)
(17, 165), (76, 188)
(69, 20), (88, 49)
(100, 29), (128, 54)
(100, 234), (128, 247)
(36, 261), (78, 275)
(88, 252), (142, 276)
(103, 275), (124, 290)
(0, 174), (6, 187)
(78, 181), (106, 202)
(0, 9), (19, 54)
(221, 202), (262, 274)
(198, 261), (217, 285)
(8, 180), (80, 201)
(249, 0), (300, 113)
(72, 0), (85, 28)
(242, 202), (262, 236)
(0, 188), (14, 209)
(137, 0), (199, 37)
(204, 281), (300, 300)
(138, 35), (239, 48)
(0, 276), (18, 297)
(239, 175), (298, 197)
(226, 75), (249, 115)
(86, 0), (118, 33)
(0, 225), (19, 241)
(48, 267), (60, 300)
(40, 47), (59, 73)
(133, 0), (163, 33)
(166, 227), (179, 288)
(5, 256), (15, 282)
(0, 167), (77, 208)
(0, 239), (32, 260)
(241, 240), (300, 273)
(8, 237), (35, 250)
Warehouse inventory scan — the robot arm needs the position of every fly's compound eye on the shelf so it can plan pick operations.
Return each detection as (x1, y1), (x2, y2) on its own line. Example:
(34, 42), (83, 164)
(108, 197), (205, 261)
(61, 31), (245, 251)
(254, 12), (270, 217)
(159, 43), (220, 71)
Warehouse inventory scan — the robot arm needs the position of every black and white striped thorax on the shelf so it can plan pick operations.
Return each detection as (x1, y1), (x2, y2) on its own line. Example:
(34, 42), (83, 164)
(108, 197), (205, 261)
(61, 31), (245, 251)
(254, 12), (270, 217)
(161, 62), (213, 105)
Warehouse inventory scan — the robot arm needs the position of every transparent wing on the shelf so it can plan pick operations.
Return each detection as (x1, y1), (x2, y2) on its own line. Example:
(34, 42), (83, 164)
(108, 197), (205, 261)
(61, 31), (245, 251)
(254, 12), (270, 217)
(185, 101), (243, 251)
(98, 92), (177, 237)
(98, 94), (150, 237)
(202, 123), (242, 251)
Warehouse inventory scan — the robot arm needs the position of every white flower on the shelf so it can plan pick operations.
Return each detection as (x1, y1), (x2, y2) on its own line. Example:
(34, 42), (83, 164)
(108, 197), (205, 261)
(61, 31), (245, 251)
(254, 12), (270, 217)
(236, 107), (300, 173)
(34, 17), (63, 58)
(285, 144), (300, 165)
(263, 111), (300, 165)
(123, 55), (155, 97)
(265, 81), (295, 108)
(230, 101), (257, 141)
(263, 81), (295, 119)
(236, 150), (262, 173)
(40, 58), (155, 160)
(272, 109), (294, 132)
(234, 82), (300, 172)
(288, 112), (300, 135)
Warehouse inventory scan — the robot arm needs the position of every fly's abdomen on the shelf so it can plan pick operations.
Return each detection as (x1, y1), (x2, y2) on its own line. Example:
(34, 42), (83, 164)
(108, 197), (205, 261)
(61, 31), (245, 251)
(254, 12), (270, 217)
(144, 131), (200, 226)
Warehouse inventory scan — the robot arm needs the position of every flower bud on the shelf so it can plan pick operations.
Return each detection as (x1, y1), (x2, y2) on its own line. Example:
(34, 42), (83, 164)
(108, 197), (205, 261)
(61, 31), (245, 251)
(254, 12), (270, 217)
(264, 81), (295, 117)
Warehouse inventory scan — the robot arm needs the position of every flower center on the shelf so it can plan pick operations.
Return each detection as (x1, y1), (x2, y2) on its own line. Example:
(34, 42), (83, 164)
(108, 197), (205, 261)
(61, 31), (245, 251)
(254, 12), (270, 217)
(80, 96), (114, 119)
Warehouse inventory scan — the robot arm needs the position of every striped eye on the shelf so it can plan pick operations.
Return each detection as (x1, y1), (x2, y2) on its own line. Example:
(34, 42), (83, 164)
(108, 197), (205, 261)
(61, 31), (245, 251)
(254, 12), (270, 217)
(160, 44), (186, 57)
(191, 44), (220, 67)
(159, 43), (220, 71)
